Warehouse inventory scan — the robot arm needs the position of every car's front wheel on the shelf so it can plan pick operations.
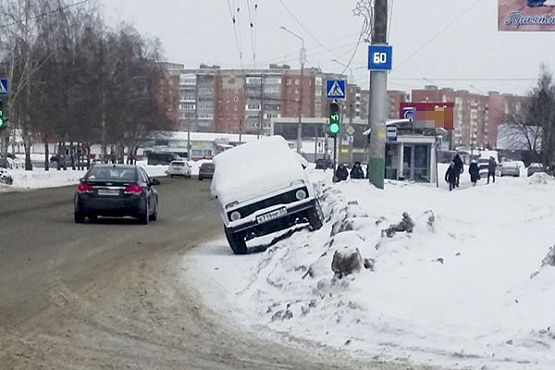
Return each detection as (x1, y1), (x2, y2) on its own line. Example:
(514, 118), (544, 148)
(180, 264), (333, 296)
(224, 227), (247, 255)
(307, 204), (323, 231)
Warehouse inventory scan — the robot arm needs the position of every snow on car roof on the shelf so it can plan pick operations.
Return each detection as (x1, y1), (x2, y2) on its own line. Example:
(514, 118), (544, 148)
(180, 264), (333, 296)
(210, 136), (307, 205)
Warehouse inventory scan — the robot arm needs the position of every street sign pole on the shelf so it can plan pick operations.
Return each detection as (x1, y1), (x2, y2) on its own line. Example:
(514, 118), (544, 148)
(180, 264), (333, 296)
(367, 0), (389, 189)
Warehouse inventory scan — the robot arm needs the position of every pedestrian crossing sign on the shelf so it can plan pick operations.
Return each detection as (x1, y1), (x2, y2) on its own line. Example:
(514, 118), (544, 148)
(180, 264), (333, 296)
(0, 78), (8, 96)
(326, 79), (346, 100)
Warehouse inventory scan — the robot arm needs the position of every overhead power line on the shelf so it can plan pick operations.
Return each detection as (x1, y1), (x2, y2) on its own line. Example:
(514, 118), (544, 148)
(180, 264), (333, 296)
(393, 0), (481, 71)
(0, 0), (90, 29)
(226, 0), (243, 68)
(278, 0), (350, 64)
(391, 77), (537, 81)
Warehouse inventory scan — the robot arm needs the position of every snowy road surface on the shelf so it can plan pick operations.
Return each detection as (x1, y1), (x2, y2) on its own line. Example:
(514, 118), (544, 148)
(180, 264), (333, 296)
(0, 177), (434, 370)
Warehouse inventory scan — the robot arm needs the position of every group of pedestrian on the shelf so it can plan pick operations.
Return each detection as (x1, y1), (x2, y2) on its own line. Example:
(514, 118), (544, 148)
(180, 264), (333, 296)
(445, 153), (497, 190)
(335, 161), (365, 182)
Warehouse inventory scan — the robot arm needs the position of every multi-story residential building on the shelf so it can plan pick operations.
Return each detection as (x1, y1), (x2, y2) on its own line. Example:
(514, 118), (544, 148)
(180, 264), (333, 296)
(412, 86), (490, 150)
(411, 86), (529, 150)
(176, 64), (349, 135)
(158, 62), (183, 126)
(387, 90), (410, 119)
(487, 92), (528, 147)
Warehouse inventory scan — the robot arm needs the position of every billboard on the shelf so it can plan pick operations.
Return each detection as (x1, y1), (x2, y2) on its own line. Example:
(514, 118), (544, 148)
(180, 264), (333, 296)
(399, 102), (455, 131)
(499, 0), (555, 31)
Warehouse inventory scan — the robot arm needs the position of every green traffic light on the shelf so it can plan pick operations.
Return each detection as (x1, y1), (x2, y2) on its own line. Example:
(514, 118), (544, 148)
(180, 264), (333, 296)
(329, 112), (340, 134)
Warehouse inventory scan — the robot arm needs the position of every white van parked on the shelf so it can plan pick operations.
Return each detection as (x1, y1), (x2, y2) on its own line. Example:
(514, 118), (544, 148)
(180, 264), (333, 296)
(210, 136), (323, 254)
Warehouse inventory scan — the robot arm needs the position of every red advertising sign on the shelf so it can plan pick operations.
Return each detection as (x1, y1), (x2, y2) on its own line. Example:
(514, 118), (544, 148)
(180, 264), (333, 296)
(499, 0), (555, 32)
(399, 102), (455, 131)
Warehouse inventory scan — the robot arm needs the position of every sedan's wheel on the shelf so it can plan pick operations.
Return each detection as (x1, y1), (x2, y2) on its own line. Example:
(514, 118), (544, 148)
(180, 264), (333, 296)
(198, 176), (203, 181)
(149, 198), (159, 221)
(138, 200), (149, 225)
(74, 202), (86, 224)
(170, 174), (174, 178)
(88, 214), (98, 222)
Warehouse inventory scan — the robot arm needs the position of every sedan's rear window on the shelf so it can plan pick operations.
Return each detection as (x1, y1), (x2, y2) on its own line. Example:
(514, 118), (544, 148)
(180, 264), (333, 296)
(86, 167), (137, 182)
(171, 162), (185, 167)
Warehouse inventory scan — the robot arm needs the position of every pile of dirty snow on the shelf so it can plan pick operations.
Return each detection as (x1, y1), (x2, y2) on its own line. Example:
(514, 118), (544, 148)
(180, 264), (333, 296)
(186, 172), (555, 370)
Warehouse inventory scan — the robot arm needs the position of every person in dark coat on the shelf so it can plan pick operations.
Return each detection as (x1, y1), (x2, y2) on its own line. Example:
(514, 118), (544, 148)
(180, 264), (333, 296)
(445, 161), (458, 191)
(468, 160), (480, 186)
(453, 154), (464, 187)
(487, 156), (497, 184)
(350, 161), (365, 179)
(335, 163), (349, 182)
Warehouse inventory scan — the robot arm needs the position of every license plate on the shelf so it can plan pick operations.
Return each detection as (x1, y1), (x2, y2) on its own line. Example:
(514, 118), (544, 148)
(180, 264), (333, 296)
(98, 189), (120, 196)
(256, 208), (287, 224)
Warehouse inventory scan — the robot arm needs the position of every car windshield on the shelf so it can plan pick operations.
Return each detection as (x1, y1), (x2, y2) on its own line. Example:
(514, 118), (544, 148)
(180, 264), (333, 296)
(86, 167), (136, 182)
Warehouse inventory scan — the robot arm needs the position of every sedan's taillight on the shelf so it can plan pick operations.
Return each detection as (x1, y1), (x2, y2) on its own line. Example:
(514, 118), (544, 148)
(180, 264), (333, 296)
(124, 185), (143, 195)
(77, 184), (93, 193)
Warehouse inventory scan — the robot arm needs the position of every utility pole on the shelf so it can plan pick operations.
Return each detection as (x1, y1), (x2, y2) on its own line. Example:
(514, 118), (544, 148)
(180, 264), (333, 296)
(280, 26), (305, 154)
(298, 47), (305, 154)
(368, 0), (388, 189)
(189, 74), (197, 161)
(258, 74), (264, 139)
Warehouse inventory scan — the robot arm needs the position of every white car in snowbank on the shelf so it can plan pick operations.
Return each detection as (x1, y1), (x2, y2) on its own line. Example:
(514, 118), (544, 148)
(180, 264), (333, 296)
(210, 136), (323, 254)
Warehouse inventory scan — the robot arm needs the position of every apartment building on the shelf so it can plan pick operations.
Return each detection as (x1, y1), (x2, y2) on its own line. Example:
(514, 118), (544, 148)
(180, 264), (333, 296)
(176, 64), (349, 135)
(412, 86), (490, 150)
(411, 86), (529, 150)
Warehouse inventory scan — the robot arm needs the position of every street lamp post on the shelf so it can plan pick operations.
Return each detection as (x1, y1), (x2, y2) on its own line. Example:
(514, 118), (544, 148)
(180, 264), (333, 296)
(280, 26), (306, 154)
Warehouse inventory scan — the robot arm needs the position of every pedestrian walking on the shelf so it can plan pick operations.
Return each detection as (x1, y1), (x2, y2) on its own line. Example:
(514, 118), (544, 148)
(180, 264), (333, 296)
(453, 154), (464, 187)
(487, 156), (497, 184)
(468, 160), (480, 186)
(350, 161), (365, 179)
(335, 163), (349, 182)
(445, 161), (458, 191)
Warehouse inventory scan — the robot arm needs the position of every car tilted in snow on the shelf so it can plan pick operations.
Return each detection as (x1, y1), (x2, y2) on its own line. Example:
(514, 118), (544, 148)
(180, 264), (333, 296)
(210, 136), (323, 254)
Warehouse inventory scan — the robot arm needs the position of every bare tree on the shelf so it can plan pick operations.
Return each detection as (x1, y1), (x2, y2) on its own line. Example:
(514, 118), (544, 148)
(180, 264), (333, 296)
(506, 65), (555, 167)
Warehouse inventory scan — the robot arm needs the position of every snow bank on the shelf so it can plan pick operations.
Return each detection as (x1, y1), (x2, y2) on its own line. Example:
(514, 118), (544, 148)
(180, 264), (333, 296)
(211, 136), (307, 205)
(528, 172), (553, 185)
(0, 164), (168, 193)
(187, 172), (555, 370)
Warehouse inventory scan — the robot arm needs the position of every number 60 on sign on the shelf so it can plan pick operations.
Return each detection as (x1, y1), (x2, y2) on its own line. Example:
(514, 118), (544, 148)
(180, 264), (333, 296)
(368, 45), (393, 71)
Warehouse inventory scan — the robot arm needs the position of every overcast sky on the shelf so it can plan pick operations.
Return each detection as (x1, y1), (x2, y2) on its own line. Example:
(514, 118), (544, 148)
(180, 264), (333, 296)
(99, 0), (555, 96)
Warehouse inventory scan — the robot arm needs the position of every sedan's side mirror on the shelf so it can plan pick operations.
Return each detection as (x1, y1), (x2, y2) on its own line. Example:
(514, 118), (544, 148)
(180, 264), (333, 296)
(150, 178), (161, 186)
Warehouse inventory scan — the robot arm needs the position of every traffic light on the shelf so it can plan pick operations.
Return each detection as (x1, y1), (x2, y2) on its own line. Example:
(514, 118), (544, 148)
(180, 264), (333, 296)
(328, 101), (340, 137)
(0, 101), (5, 131)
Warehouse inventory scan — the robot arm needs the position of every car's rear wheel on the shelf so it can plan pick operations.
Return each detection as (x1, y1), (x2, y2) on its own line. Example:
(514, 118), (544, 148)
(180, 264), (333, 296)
(198, 176), (203, 181)
(138, 199), (149, 225)
(74, 200), (86, 224)
(224, 227), (247, 255)
(149, 198), (159, 221)
(170, 174), (174, 178)
(307, 204), (323, 231)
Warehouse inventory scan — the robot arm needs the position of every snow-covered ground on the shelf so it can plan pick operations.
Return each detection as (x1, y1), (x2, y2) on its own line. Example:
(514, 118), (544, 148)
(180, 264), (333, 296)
(0, 160), (187, 192)
(185, 166), (555, 370)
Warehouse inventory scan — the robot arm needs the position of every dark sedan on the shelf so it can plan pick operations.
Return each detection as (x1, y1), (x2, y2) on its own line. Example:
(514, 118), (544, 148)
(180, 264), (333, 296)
(74, 164), (160, 224)
(198, 162), (215, 181)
